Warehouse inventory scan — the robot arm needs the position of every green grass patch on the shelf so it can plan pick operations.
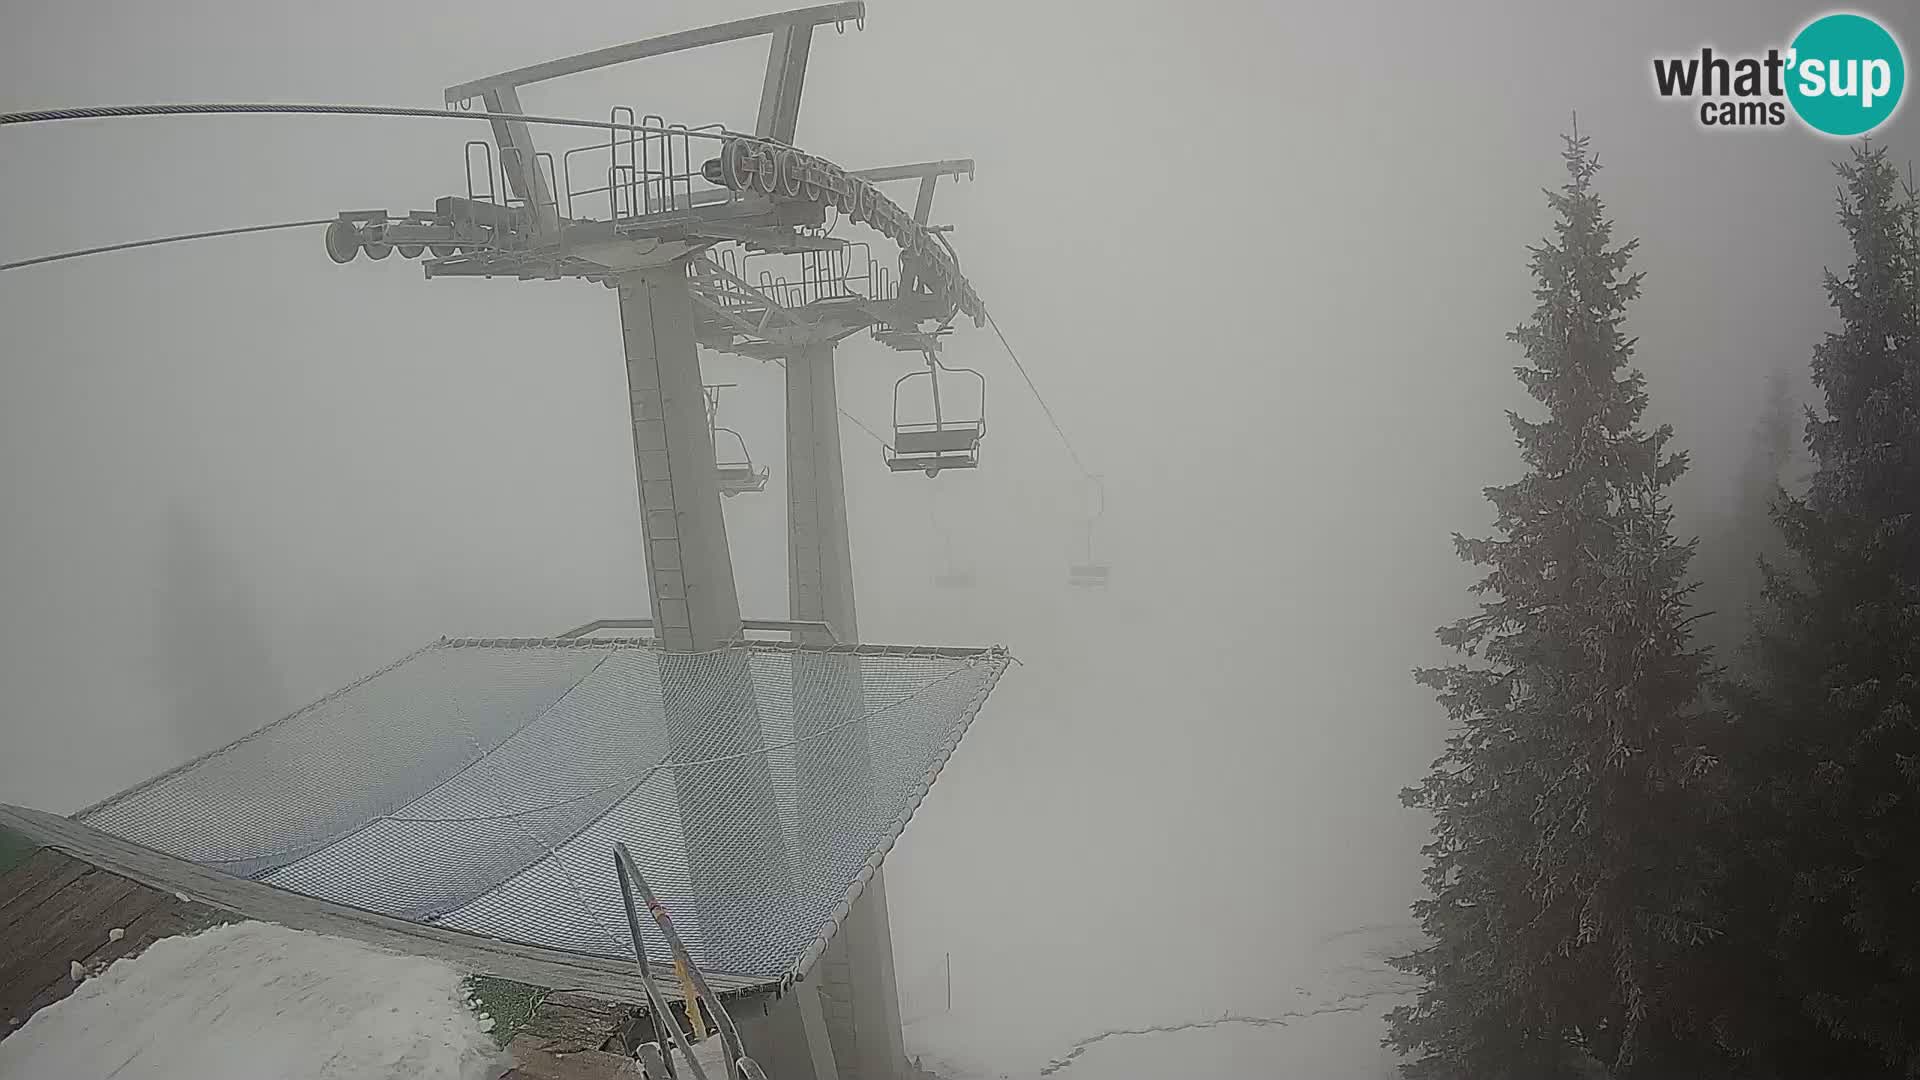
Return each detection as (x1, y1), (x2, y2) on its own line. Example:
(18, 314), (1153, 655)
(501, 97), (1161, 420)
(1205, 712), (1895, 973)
(464, 975), (548, 1047)
(0, 825), (41, 875)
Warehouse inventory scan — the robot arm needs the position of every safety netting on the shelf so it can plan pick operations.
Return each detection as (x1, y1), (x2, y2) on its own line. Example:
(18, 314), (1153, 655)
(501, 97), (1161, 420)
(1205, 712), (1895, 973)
(80, 636), (1011, 980)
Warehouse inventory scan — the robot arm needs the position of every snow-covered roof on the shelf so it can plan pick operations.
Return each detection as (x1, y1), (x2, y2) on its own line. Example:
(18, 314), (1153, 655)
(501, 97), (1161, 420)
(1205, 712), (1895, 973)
(0, 921), (503, 1080)
(79, 636), (1010, 982)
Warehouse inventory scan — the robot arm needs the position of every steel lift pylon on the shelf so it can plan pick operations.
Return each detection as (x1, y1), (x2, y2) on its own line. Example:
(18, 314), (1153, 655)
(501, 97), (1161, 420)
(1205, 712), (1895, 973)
(321, 7), (988, 1078)
(770, 166), (978, 1080)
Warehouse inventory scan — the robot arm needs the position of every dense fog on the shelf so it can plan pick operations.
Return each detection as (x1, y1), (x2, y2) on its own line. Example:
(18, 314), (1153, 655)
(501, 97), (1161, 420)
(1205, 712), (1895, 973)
(3, 2), (1914, 1074)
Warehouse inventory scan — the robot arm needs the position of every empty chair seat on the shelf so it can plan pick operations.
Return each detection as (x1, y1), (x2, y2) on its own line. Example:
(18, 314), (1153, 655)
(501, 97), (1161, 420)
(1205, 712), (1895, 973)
(716, 462), (770, 496)
(888, 359), (986, 477)
(886, 421), (984, 475)
(1068, 563), (1110, 589)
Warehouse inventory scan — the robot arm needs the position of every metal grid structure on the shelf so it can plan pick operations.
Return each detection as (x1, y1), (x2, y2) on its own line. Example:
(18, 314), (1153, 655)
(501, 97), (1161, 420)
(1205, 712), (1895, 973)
(330, 135), (978, 364)
(80, 637), (1010, 981)
(319, 5), (984, 366)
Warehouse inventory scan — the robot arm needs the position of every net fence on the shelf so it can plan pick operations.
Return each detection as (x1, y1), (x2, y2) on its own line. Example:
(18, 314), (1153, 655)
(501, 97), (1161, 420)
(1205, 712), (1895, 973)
(81, 636), (1010, 979)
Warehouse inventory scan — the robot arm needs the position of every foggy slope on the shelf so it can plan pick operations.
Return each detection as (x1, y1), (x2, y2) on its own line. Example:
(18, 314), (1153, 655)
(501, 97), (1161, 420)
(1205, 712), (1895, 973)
(903, 923), (1419, 1079)
(1, 2), (1915, 1077)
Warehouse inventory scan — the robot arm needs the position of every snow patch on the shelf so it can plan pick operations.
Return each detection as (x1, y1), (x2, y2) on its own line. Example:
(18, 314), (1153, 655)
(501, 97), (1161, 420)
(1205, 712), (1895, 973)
(905, 924), (1422, 1079)
(0, 920), (507, 1080)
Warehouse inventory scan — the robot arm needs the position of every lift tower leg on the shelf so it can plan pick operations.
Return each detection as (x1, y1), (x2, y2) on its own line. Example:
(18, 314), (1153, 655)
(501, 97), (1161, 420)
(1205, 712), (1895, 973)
(619, 264), (796, 974)
(787, 342), (857, 644)
(786, 341), (909, 1080)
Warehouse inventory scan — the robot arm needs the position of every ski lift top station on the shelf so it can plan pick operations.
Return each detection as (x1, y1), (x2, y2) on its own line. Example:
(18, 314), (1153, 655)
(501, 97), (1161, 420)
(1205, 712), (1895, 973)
(328, 7), (980, 1075)
(0, 4), (1107, 1077)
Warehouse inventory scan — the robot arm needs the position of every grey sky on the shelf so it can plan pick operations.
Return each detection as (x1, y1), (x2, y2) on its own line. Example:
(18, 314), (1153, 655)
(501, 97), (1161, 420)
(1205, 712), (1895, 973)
(2, 1), (1915, 1073)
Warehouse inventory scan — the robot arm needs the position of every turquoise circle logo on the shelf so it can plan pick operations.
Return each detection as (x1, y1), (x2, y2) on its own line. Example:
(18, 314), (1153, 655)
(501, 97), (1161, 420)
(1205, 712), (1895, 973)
(1787, 13), (1905, 136)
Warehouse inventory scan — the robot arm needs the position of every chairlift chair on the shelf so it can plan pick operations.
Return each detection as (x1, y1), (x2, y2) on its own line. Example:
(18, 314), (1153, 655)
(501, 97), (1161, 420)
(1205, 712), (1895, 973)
(714, 427), (770, 496)
(886, 356), (986, 477)
(704, 384), (770, 497)
(1068, 517), (1111, 589)
(1068, 475), (1111, 589)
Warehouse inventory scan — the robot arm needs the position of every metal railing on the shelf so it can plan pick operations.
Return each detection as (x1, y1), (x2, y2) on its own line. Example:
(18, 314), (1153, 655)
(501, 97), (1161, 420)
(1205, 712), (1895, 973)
(450, 109), (744, 250)
(558, 109), (739, 224)
(613, 842), (768, 1080)
(461, 140), (561, 251)
(557, 617), (840, 643)
(707, 241), (901, 312)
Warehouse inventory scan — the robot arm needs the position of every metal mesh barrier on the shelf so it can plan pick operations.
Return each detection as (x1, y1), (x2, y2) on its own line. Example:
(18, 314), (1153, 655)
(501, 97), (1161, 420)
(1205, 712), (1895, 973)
(79, 637), (1010, 979)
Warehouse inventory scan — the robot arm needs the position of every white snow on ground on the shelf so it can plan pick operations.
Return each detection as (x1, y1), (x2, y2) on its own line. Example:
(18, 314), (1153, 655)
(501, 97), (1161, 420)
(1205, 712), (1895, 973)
(0, 921), (507, 1080)
(905, 924), (1420, 1079)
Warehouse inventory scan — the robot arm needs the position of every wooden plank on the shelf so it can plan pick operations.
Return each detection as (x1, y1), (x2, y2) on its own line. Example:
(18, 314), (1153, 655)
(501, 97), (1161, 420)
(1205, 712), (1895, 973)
(2, 872), (141, 978)
(516, 991), (630, 1055)
(0, 870), (109, 984)
(7, 892), (233, 1030)
(502, 1037), (639, 1080)
(0, 872), (145, 1023)
(7, 889), (235, 1029)
(75, 886), (169, 963)
(0, 848), (90, 932)
(104, 899), (230, 959)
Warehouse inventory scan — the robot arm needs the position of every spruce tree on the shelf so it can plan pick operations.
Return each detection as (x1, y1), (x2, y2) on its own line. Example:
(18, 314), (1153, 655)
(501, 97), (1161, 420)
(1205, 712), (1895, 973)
(1388, 129), (1719, 1079)
(1697, 367), (1799, 665)
(1720, 145), (1920, 1075)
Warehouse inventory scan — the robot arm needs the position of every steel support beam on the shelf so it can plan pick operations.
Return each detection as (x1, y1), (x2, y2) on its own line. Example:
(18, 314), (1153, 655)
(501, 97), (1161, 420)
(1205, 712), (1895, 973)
(479, 86), (559, 242)
(846, 160), (974, 185)
(619, 265), (796, 975)
(622, 267), (748, 652)
(444, 5), (862, 251)
(832, 873), (908, 1080)
(787, 343), (858, 648)
(756, 23), (815, 144)
(735, 983), (842, 1080)
(787, 343), (907, 1080)
(443, 4), (864, 103)
(910, 176), (938, 225)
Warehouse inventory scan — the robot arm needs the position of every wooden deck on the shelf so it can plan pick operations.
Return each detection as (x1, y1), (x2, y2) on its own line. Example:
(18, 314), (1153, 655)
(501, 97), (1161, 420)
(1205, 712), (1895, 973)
(0, 810), (814, 1077)
(0, 829), (647, 1076)
(0, 837), (229, 1035)
(0, 809), (768, 1076)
